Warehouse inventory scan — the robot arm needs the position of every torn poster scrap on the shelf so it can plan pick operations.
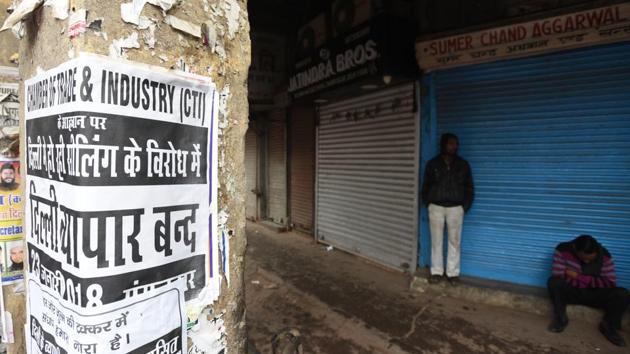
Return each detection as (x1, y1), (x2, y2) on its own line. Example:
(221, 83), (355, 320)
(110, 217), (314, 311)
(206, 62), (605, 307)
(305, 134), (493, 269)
(121, 0), (178, 26)
(165, 15), (202, 38)
(44, 0), (69, 20)
(108, 32), (141, 59)
(0, 0), (43, 31)
(68, 9), (87, 38)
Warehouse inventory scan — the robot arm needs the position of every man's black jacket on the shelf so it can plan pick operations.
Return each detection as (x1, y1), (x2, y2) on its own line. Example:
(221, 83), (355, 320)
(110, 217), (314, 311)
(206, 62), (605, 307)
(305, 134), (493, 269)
(422, 155), (474, 212)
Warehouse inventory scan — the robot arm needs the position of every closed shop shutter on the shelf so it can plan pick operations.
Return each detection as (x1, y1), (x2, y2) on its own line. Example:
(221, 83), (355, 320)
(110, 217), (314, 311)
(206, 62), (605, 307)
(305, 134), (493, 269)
(317, 83), (420, 271)
(267, 109), (287, 224)
(290, 105), (316, 233)
(245, 127), (259, 220)
(430, 42), (630, 288)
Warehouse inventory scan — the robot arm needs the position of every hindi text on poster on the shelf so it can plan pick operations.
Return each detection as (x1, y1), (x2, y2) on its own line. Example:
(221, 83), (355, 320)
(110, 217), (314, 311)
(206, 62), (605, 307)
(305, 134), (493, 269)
(25, 54), (220, 353)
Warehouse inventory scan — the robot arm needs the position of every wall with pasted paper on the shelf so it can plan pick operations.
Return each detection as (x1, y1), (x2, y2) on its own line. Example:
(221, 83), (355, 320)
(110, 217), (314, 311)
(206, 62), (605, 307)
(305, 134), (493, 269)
(9, 0), (250, 353)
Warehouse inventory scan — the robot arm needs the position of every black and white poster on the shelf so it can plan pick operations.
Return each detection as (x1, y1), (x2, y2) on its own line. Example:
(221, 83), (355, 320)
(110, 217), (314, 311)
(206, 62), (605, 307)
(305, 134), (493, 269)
(25, 54), (220, 353)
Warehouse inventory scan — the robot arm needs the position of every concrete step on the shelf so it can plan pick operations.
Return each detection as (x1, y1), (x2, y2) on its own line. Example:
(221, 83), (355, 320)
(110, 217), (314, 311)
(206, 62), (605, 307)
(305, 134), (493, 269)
(411, 276), (630, 328)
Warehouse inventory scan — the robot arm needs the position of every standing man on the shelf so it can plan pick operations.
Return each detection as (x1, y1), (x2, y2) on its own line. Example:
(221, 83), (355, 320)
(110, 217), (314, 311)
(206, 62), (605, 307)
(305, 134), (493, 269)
(548, 235), (630, 347)
(422, 133), (474, 285)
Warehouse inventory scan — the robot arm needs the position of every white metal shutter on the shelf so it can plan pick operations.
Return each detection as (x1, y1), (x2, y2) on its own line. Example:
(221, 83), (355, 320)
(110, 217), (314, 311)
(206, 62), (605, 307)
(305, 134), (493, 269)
(290, 105), (316, 233)
(245, 127), (258, 220)
(266, 109), (287, 225)
(316, 83), (420, 271)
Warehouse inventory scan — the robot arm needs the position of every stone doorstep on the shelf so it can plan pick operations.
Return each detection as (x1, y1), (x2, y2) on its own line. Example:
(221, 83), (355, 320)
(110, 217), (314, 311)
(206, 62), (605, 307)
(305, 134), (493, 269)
(410, 276), (630, 329)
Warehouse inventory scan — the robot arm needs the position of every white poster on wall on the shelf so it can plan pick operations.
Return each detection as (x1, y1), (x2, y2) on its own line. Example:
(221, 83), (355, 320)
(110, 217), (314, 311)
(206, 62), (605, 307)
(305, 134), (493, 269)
(27, 279), (186, 354)
(24, 54), (220, 353)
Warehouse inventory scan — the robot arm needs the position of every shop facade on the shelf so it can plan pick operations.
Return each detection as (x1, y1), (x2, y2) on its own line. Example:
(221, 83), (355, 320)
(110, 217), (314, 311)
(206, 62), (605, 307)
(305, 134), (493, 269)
(246, 32), (289, 225)
(289, 103), (316, 233)
(316, 83), (419, 270)
(288, 7), (419, 270)
(416, 4), (630, 288)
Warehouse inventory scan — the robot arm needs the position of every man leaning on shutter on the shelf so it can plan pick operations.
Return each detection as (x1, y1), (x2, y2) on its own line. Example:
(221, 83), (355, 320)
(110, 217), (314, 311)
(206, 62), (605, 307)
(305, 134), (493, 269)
(422, 133), (474, 286)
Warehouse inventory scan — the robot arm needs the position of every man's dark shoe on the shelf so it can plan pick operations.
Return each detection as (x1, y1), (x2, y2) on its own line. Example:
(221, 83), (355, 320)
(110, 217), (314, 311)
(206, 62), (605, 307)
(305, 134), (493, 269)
(447, 276), (460, 286)
(428, 275), (443, 284)
(548, 314), (568, 333)
(599, 321), (627, 347)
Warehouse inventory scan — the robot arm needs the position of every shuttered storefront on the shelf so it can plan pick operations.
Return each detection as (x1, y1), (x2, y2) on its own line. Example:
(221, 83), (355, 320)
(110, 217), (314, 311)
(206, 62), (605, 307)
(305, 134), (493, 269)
(317, 83), (420, 271)
(245, 126), (259, 220)
(426, 42), (630, 288)
(290, 105), (316, 233)
(266, 109), (287, 225)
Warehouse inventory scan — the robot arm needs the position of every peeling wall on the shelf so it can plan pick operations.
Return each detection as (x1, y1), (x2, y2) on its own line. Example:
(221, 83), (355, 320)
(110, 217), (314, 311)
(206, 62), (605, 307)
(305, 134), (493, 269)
(13, 0), (250, 352)
(0, 0), (19, 67)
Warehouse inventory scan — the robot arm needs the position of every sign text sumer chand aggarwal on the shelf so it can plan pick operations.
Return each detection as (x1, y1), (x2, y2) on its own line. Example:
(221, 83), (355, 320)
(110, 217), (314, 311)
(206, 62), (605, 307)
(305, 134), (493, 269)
(423, 5), (627, 56)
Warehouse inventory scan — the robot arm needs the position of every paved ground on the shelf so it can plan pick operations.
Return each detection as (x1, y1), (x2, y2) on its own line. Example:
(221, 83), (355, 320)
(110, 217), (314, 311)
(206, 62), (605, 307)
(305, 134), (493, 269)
(245, 223), (628, 354)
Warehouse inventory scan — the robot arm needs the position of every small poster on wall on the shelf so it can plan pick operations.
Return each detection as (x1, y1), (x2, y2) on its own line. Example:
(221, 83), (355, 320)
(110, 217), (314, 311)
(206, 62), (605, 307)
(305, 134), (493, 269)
(0, 80), (23, 286)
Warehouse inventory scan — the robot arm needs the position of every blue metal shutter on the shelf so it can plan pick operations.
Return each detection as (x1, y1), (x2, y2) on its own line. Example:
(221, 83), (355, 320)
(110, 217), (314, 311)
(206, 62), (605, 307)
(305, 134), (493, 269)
(426, 42), (630, 288)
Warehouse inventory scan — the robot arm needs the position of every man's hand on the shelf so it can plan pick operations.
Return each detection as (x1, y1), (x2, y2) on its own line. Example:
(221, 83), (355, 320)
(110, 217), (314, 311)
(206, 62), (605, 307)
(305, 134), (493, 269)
(566, 269), (579, 279)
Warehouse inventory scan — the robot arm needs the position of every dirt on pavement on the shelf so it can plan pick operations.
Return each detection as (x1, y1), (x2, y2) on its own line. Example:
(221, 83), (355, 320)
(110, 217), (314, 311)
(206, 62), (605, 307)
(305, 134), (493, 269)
(245, 223), (628, 354)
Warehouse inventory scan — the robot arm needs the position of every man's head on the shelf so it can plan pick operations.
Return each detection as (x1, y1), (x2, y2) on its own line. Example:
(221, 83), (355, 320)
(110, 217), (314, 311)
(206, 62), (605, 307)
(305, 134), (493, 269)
(0, 163), (16, 186)
(10, 246), (23, 264)
(440, 133), (459, 156)
(574, 235), (599, 264)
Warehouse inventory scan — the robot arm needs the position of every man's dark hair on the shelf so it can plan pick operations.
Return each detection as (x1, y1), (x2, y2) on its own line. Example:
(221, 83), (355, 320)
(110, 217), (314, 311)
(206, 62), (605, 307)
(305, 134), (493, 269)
(574, 234), (599, 254)
(440, 133), (459, 154)
(0, 163), (15, 172)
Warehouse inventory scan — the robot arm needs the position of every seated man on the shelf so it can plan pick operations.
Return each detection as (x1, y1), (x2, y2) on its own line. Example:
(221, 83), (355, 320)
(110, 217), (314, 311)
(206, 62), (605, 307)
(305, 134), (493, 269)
(548, 235), (630, 347)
